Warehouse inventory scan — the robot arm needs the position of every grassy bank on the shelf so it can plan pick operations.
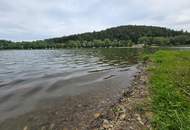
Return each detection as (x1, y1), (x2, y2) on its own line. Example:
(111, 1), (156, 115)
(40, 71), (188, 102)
(147, 50), (190, 130)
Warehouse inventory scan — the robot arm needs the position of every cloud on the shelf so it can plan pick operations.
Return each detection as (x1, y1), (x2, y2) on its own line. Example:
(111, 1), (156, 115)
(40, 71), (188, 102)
(0, 0), (190, 41)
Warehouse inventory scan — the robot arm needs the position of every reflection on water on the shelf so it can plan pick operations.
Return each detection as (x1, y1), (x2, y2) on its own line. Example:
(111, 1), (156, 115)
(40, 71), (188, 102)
(0, 48), (149, 121)
(0, 48), (144, 89)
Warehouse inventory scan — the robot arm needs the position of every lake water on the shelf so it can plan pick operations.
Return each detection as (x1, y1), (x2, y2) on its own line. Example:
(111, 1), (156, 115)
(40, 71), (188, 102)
(0, 48), (152, 129)
(0, 49), (141, 93)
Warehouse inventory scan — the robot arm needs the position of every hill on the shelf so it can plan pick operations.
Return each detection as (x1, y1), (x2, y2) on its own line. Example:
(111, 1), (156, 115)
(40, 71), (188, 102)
(0, 25), (190, 49)
(45, 25), (185, 43)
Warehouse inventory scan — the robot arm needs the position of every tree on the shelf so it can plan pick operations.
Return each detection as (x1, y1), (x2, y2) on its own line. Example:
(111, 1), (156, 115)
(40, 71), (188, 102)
(138, 36), (152, 46)
(152, 37), (170, 46)
(127, 40), (134, 47)
(170, 35), (190, 45)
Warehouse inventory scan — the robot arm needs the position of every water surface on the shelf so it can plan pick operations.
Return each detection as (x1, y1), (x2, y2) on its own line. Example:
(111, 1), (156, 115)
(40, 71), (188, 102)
(0, 48), (145, 129)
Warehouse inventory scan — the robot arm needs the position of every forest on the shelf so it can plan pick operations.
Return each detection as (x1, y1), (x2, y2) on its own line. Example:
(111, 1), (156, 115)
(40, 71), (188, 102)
(0, 25), (190, 49)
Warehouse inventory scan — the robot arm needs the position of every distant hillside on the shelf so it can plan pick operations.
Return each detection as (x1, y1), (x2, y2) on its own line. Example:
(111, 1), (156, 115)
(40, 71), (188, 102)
(0, 25), (190, 49)
(45, 25), (186, 43)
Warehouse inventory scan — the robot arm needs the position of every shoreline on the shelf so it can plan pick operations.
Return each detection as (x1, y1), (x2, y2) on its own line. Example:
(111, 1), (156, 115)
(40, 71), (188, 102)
(88, 63), (152, 130)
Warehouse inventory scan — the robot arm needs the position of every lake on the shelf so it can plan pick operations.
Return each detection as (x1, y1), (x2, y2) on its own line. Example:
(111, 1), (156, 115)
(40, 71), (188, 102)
(0, 48), (153, 130)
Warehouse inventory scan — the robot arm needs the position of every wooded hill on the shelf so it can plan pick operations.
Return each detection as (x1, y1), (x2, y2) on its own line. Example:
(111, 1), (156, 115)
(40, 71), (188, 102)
(1, 25), (190, 49)
(46, 25), (185, 43)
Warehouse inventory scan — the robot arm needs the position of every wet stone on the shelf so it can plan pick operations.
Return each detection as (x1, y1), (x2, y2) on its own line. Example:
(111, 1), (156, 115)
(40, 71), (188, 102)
(102, 119), (110, 129)
(23, 126), (28, 130)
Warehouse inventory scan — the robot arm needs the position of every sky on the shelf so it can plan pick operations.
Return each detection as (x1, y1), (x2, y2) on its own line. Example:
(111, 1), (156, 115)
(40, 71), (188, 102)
(0, 0), (190, 41)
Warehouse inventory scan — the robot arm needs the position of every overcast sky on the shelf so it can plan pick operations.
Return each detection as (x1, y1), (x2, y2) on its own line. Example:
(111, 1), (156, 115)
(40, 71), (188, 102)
(0, 0), (190, 41)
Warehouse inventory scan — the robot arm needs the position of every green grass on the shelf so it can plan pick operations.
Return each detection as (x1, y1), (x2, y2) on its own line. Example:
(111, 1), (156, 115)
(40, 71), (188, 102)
(148, 50), (190, 130)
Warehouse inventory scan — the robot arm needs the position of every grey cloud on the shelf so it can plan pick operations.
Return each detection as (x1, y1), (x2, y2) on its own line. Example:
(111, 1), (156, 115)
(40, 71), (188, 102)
(0, 0), (190, 41)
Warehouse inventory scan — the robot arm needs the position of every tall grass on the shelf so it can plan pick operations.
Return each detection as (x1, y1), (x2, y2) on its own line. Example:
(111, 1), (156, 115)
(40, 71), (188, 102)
(149, 50), (190, 130)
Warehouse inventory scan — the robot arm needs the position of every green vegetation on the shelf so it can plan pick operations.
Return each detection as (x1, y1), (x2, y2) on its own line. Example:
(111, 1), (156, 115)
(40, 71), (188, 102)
(46, 25), (185, 43)
(1, 25), (190, 49)
(148, 51), (190, 130)
(138, 36), (170, 46)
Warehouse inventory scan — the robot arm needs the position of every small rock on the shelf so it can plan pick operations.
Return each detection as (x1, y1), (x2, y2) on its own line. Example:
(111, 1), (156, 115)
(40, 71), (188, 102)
(55, 111), (59, 115)
(23, 126), (28, 130)
(50, 123), (55, 130)
(109, 124), (113, 128)
(129, 126), (134, 130)
(77, 104), (82, 107)
(134, 81), (138, 85)
(102, 119), (110, 129)
(136, 114), (144, 125)
(94, 112), (101, 118)
(119, 113), (126, 120)
(101, 101), (106, 104)
(140, 75), (147, 84)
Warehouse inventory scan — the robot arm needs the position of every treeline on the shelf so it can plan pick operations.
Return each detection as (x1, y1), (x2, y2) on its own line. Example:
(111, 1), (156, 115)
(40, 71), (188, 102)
(0, 39), (134, 49)
(0, 40), (50, 49)
(0, 25), (190, 49)
(139, 35), (190, 46)
(1, 35), (190, 49)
